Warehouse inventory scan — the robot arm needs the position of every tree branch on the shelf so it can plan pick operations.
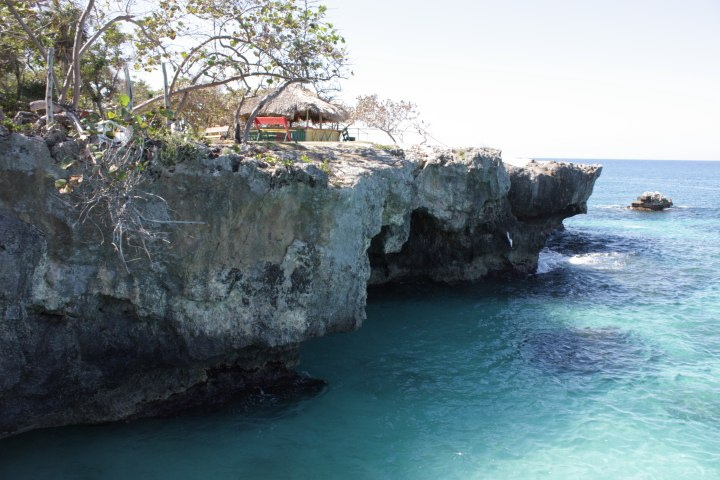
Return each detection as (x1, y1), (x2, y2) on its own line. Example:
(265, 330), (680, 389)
(169, 35), (238, 93)
(175, 66), (215, 115)
(59, 14), (155, 103)
(132, 72), (285, 113)
(71, 0), (96, 109)
(3, 0), (45, 55)
(80, 14), (133, 57)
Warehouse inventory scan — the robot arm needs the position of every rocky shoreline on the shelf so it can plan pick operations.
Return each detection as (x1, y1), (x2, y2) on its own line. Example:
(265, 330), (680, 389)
(0, 133), (601, 438)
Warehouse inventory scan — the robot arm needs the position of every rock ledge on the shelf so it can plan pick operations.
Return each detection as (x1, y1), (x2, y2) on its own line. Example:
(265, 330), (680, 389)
(0, 135), (601, 438)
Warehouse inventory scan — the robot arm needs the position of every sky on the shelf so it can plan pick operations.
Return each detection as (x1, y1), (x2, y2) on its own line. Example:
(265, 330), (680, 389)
(320, 0), (720, 160)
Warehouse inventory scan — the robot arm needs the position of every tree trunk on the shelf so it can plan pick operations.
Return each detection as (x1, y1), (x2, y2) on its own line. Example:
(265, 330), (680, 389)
(84, 81), (105, 119)
(383, 130), (398, 145)
(233, 97), (247, 143)
(14, 62), (22, 105)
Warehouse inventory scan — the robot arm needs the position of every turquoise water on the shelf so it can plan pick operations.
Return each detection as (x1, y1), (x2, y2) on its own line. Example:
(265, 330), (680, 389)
(2, 160), (720, 479)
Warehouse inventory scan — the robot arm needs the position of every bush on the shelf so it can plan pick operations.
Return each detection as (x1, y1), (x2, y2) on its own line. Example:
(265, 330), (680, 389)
(158, 133), (208, 166)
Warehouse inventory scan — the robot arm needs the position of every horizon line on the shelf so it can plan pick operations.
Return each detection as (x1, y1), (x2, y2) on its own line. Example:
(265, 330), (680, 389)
(531, 157), (720, 162)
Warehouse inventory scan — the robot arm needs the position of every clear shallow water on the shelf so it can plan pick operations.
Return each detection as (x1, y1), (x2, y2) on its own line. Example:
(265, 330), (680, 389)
(2, 160), (720, 479)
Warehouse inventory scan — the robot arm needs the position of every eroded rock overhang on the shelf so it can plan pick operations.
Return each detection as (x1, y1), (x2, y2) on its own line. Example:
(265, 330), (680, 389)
(0, 134), (601, 437)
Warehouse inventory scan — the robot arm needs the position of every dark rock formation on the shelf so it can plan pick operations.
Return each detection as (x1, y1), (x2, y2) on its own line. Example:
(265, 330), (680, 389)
(0, 134), (601, 438)
(630, 191), (673, 211)
(12, 111), (39, 125)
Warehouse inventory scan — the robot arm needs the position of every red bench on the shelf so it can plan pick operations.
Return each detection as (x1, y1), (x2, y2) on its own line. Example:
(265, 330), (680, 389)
(253, 116), (291, 141)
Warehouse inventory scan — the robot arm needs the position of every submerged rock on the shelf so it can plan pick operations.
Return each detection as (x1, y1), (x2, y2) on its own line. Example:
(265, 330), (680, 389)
(0, 134), (601, 438)
(630, 191), (673, 211)
(524, 327), (656, 376)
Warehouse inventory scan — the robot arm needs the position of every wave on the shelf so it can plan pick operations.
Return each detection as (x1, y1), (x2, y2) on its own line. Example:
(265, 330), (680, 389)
(568, 252), (628, 270)
(593, 204), (626, 210)
(536, 249), (569, 274)
(536, 249), (629, 274)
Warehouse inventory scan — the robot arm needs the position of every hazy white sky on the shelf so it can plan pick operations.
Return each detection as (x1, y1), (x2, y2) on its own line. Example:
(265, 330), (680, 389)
(322, 0), (720, 160)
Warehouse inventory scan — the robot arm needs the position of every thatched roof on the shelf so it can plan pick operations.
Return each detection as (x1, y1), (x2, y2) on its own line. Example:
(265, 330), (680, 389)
(238, 84), (348, 124)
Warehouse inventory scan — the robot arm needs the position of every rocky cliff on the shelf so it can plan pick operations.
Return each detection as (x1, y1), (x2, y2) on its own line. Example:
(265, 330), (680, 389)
(0, 132), (601, 438)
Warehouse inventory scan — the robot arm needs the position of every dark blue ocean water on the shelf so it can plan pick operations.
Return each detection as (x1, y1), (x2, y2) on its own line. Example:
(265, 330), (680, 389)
(1, 160), (719, 479)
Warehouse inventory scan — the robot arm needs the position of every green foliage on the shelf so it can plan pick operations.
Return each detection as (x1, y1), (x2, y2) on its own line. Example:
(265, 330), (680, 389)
(1, 118), (34, 135)
(2, 0), (347, 125)
(118, 94), (131, 109)
(254, 152), (280, 164)
(169, 84), (241, 133)
(221, 144), (244, 155)
(76, 95), (206, 167)
(158, 133), (207, 166)
(0, 0), (132, 115)
(320, 158), (330, 173)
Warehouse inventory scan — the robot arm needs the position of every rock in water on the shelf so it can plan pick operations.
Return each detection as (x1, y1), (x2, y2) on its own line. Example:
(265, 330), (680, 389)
(0, 135), (602, 438)
(523, 327), (655, 377)
(630, 191), (673, 211)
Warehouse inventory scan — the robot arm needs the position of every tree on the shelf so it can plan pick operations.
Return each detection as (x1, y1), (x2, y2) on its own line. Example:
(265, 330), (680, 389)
(0, 1), (48, 111)
(170, 83), (243, 133)
(1, 0), (347, 131)
(0, 0), (131, 112)
(352, 94), (419, 144)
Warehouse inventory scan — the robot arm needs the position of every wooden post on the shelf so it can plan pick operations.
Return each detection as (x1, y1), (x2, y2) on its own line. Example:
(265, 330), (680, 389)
(45, 48), (54, 124)
(162, 63), (170, 111)
(124, 64), (134, 111)
(162, 63), (171, 126)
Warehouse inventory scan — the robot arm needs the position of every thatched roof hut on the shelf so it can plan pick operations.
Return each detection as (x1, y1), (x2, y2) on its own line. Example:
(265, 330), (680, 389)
(238, 84), (348, 124)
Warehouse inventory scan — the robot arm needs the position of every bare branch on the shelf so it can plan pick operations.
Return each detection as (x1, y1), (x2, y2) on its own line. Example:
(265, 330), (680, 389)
(130, 206), (205, 225)
(169, 35), (237, 92)
(80, 14), (133, 57)
(353, 95), (420, 145)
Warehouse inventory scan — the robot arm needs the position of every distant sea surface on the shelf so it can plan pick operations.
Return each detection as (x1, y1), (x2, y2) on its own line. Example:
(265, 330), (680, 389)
(2, 160), (720, 479)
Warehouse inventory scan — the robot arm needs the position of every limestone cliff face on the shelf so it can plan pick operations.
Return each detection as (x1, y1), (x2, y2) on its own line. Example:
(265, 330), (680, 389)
(0, 134), (601, 438)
